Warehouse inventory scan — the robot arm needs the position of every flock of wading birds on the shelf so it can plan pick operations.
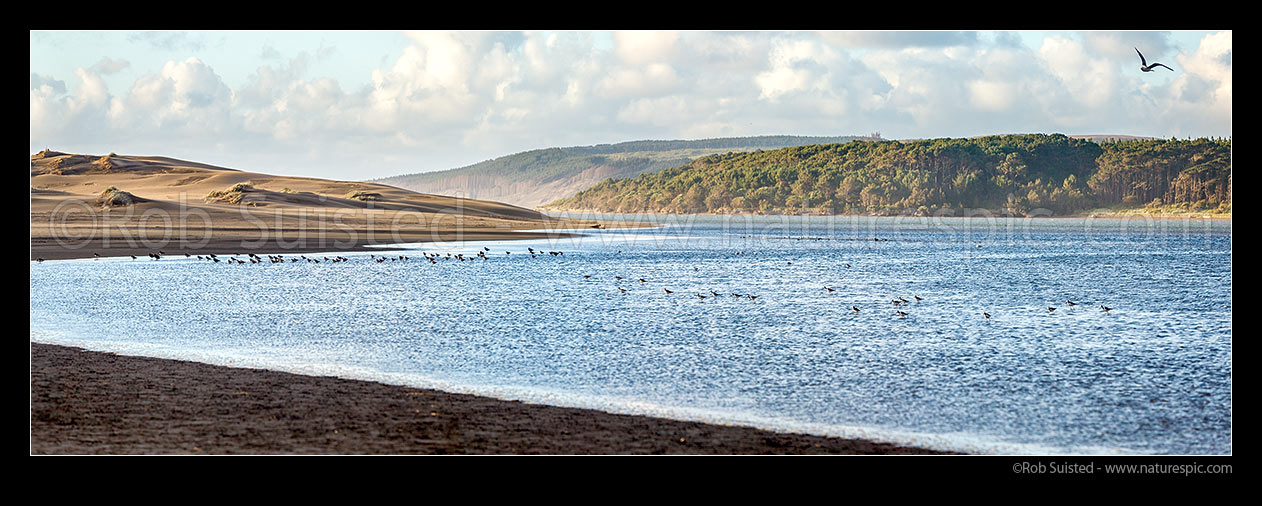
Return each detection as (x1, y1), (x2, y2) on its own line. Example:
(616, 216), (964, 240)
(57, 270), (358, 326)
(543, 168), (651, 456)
(40, 246), (1117, 319)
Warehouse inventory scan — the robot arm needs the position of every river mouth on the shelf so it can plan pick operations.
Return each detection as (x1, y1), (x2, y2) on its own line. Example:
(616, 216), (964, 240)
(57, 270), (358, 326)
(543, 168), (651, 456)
(29, 216), (1233, 455)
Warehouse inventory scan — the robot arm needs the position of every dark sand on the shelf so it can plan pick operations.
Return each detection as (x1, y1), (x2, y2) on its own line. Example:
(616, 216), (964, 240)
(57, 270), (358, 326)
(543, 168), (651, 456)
(30, 344), (955, 455)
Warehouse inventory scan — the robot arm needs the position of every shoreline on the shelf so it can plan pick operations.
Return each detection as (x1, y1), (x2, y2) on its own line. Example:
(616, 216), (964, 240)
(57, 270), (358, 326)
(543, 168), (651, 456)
(29, 343), (956, 455)
(545, 208), (1231, 221)
(29, 229), (582, 261)
(29, 218), (658, 262)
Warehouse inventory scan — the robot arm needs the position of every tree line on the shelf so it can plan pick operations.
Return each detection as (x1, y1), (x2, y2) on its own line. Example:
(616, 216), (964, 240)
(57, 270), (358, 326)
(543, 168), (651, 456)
(547, 134), (1231, 216)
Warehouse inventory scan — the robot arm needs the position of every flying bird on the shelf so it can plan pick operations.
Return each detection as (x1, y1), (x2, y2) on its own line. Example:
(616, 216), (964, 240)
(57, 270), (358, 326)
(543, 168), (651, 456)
(1135, 48), (1174, 72)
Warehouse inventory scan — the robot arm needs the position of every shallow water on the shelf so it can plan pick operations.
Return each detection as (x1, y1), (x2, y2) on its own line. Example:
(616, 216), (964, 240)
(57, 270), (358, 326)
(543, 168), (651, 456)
(29, 214), (1232, 454)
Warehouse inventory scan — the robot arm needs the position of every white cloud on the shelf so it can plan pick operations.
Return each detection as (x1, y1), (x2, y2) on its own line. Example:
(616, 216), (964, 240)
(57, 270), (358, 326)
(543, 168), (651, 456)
(30, 74), (67, 138)
(968, 80), (1017, 111)
(1165, 31), (1232, 136)
(1177, 31), (1231, 103)
(1038, 35), (1118, 110)
(818, 31), (980, 49)
(29, 30), (1231, 180)
(30, 73), (65, 95)
(616, 95), (694, 126)
(1082, 31), (1173, 65)
(112, 57), (232, 134)
(612, 31), (680, 65)
(755, 37), (842, 100)
(90, 57), (131, 75)
(30, 67), (114, 143)
(598, 63), (680, 99)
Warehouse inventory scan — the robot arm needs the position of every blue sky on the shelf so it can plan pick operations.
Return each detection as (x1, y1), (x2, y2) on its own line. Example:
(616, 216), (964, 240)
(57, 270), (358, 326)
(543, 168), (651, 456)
(31, 30), (1231, 180)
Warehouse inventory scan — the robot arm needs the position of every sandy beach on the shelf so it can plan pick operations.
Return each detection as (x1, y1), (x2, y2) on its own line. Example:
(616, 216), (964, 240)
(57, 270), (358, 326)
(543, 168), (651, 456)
(30, 344), (952, 455)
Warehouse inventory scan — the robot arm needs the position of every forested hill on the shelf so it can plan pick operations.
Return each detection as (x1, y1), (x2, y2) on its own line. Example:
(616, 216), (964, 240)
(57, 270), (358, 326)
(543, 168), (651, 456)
(373, 135), (872, 208)
(545, 134), (1231, 216)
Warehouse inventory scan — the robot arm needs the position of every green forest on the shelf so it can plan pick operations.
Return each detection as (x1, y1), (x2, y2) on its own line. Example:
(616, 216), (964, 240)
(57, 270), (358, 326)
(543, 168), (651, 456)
(547, 134), (1231, 216)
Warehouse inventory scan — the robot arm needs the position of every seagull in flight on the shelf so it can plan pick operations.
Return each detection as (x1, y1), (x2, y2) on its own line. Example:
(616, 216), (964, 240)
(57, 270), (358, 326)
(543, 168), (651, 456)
(1135, 48), (1173, 72)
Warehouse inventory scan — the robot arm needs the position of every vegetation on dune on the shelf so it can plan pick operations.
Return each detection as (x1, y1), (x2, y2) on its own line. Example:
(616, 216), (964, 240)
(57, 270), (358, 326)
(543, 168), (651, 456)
(205, 182), (255, 205)
(96, 186), (141, 208)
(344, 190), (382, 201)
(547, 134), (1231, 216)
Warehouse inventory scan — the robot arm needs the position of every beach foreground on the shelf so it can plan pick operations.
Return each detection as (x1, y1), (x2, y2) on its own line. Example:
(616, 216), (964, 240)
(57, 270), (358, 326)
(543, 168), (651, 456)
(30, 344), (953, 455)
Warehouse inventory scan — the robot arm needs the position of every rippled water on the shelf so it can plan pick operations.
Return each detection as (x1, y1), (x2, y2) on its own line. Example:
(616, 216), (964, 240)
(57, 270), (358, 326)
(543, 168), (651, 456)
(30, 214), (1232, 454)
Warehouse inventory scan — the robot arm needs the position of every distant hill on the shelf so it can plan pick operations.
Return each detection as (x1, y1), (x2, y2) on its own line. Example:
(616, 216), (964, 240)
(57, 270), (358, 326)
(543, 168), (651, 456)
(546, 134), (1231, 216)
(373, 135), (875, 208)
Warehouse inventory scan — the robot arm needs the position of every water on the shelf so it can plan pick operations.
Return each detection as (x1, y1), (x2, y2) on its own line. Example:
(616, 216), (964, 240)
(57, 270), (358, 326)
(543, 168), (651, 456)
(29, 214), (1232, 454)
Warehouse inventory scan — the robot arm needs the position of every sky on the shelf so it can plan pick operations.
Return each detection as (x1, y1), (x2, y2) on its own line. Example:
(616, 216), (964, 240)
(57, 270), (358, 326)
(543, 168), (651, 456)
(30, 30), (1231, 181)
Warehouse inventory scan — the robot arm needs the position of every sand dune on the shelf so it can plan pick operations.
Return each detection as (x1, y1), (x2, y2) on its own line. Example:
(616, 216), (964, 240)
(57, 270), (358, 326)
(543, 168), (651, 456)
(30, 150), (619, 260)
